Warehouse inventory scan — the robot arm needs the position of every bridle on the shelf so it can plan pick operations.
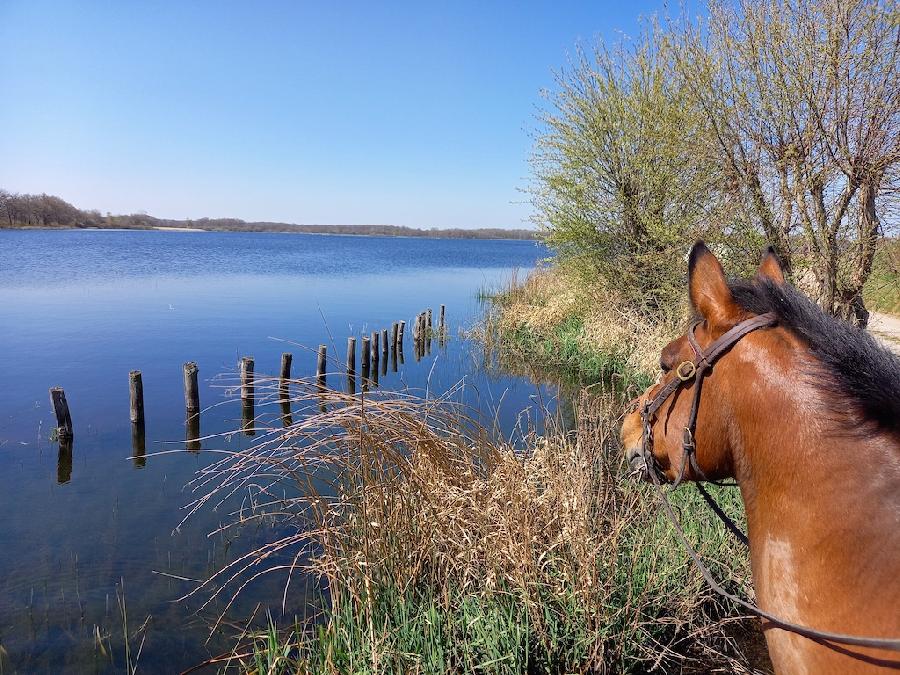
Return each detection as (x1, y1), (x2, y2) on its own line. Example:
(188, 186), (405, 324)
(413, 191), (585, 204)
(639, 312), (778, 490)
(636, 311), (900, 654)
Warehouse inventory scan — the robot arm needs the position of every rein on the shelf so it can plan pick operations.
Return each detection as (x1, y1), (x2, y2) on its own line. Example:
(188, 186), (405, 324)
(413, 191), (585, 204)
(638, 312), (900, 653)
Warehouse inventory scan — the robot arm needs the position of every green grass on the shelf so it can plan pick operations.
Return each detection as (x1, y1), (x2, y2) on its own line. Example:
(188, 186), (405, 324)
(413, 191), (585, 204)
(864, 239), (900, 315)
(498, 316), (654, 390)
(238, 483), (751, 675)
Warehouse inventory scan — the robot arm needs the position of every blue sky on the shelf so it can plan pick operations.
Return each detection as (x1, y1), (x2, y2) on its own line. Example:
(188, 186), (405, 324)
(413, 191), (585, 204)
(0, 1), (692, 228)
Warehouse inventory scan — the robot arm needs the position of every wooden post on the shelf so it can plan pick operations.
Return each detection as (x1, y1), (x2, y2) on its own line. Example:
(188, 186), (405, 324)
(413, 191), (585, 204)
(427, 308), (433, 332)
(371, 331), (380, 367)
(439, 304), (446, 336)
(240, 356), (254, 401)
(129, 370), (144, 425)
(391, 322), (399, 351)
(49, 387), (73, 439)
(361, 335), (371, 383)
(380, 328), (388, 361)
(398, 320), (406, 351)
(414, 315), (422, 362)
(280, 352), (292, 385)
(316, 344), (327, 389)
(347, 337), (357, 393)
(183, 362), (199, 412)
(346, 337), (356, 377)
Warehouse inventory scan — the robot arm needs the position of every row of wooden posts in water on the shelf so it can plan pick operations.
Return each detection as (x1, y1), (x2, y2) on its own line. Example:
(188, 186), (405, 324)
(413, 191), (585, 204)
(47, 306), (447, 478)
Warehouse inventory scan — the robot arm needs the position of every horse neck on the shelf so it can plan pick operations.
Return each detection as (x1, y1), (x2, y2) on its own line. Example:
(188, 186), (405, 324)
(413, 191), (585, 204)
(725, 344), (900, 612)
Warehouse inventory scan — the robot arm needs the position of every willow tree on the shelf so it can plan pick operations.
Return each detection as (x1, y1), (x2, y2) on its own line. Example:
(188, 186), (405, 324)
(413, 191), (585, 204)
(677, 0), (900, 324)
(531, 27), (727, 312)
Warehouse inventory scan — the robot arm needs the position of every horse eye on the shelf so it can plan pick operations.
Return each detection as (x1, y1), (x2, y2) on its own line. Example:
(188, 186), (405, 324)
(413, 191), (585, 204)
(659, 358), (671, 373)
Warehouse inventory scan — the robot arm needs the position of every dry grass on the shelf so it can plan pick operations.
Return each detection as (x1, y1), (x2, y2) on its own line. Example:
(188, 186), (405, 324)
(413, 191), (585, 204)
(181, 374), (761, 673)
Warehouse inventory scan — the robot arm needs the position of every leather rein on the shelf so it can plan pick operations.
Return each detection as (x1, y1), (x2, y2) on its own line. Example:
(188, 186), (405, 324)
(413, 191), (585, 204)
(638, 311), (900, 653)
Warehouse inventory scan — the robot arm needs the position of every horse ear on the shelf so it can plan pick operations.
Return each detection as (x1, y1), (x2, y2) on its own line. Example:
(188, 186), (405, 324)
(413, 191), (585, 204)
(756, 246), (785, 284)
(688, 241), (738, 325)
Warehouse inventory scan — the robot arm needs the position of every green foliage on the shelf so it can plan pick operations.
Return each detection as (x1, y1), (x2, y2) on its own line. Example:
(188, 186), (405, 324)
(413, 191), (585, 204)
(864, 239), (900, 315)
(531, 25), (722, 312)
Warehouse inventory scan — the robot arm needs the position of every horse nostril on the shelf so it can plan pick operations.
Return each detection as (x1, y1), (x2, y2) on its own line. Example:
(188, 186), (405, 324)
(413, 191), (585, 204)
(626, 446), (645, 470)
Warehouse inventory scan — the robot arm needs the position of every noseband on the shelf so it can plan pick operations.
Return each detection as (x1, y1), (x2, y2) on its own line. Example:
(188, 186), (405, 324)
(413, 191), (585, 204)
(639, 312), (778, 488)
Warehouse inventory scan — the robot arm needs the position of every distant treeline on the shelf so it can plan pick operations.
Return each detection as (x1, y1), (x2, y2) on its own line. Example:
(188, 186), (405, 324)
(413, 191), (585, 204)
(0, 190), (537, 240)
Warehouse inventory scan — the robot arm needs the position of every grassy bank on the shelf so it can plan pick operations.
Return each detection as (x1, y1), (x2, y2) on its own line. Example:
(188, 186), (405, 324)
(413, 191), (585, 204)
(191, 373), (759, 673)
(476, 268), (683, 389)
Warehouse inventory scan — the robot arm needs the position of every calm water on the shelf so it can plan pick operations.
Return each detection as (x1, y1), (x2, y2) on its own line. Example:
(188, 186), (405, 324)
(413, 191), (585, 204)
(0, 229), (553, 673)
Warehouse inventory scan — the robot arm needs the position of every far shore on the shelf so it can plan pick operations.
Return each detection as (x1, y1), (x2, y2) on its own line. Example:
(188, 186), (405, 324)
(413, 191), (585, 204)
(1, 224), (539, 242)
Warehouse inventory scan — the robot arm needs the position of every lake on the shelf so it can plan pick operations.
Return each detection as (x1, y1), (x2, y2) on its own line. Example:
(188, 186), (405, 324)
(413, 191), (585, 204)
(0, 229), (553, 673)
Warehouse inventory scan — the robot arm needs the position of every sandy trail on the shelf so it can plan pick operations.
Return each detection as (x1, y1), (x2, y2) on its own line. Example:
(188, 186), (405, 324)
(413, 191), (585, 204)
(869, 312), (900, 355)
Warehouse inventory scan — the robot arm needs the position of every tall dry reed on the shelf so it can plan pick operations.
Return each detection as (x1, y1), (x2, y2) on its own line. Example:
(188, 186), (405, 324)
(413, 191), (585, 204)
(183, 374), (759, 673)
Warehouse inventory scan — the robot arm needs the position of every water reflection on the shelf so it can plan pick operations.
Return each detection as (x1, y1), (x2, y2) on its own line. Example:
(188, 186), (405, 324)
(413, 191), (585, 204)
(57, 438), (73, 484)
(186, 411), (201, 451)
(280, 397), (293, 427)
(241, 400), (255, 437)
(131, 421), (146, 468)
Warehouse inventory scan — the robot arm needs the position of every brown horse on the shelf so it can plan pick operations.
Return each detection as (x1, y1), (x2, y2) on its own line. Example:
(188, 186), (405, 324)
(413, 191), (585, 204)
(621, 242), (900, 674)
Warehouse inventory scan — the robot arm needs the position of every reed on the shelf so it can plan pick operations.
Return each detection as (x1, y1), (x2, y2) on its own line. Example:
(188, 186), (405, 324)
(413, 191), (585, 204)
(183, 375), (758, 673)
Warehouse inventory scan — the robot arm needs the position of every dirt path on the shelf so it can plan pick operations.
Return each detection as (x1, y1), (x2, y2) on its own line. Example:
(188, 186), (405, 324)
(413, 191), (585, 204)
(870, 312), (900, 355)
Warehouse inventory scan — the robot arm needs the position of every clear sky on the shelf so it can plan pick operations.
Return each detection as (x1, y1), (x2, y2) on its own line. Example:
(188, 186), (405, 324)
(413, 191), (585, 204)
(0, 1), (690, 229)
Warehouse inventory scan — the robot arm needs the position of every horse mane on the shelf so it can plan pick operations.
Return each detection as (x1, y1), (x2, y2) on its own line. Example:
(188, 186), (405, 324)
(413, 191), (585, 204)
(729, 277), (900, 436)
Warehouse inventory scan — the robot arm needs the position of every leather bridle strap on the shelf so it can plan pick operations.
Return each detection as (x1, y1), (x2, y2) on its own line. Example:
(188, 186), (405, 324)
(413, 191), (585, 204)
(641, 312), (778, 489)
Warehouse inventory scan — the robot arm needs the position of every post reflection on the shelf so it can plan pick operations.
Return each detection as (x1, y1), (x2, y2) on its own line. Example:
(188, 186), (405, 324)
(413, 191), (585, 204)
(186, 411), (201, 452)
(131, 420), (146, 468)
(241, 399), (255, 437)
(57, 437), (73, 484)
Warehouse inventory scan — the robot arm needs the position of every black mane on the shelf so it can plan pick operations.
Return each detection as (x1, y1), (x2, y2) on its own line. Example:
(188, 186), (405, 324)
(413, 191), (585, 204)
(729, 278), (900, 436)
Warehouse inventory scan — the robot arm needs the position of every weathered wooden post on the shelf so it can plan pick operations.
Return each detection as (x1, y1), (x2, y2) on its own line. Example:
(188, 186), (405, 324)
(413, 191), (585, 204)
(240, 356), (255, 401)
(183, 362), (200, 412)
(131, 421), (146, 468)
(49, 387), (73, 440)
(361, 335), (371, 385)
(182, 361), (201, 451)
(129, 371), (144, 425)
(439, 304), (446, 338)
(414, 315), (422, 362)
(347, 337), (357, 393)
(427, 308), (433, 332)
(316, 344), (327, 389)
(280, 352), (293, 424)
(398, 320), (406, 352)
(425, 309), (432, 355)
(371, 331), (380, 368)
(390, 322), (399, 372)
(280, 352), (292, 392)
(381, 328), (388, 361)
